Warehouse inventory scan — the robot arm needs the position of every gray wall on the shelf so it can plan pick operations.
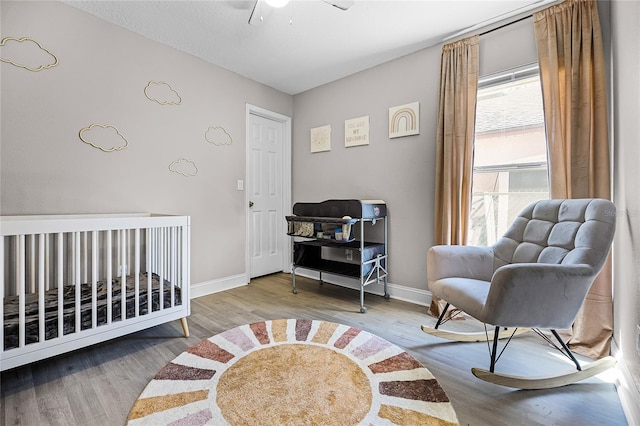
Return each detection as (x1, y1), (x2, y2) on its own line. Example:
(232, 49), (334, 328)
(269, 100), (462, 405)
(611, 0), (640, 417)
(292, 46), (440, 293)
(291, 18), (538, 293)
(0, 1), (293, 286)
(478, 17), (538, 76)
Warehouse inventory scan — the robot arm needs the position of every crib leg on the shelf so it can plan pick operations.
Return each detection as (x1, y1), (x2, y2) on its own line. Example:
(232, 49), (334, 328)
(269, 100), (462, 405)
(180, 317), (190, 337)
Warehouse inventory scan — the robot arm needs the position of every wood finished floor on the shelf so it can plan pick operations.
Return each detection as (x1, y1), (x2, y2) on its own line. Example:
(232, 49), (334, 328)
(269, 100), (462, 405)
(1, 273), (628, 426)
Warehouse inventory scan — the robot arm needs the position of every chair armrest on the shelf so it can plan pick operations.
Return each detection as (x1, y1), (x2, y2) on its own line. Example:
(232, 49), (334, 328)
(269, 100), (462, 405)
(427, 245), (494, 287)
(481, 263), (596, 329)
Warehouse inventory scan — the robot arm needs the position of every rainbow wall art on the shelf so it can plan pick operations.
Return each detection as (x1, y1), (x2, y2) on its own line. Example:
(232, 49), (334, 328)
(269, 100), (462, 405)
(389, 102), (420, 138)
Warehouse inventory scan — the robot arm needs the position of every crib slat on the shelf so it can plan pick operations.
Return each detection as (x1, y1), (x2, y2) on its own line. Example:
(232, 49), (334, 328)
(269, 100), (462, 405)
(128, 229), (134, 285)
(92, 231), (98, 329)
(57, 233), (64, 338)
(179, 227), (184, 291)
(164, 228), (168, 280)
(120, 229), (126, 320)
(149, 229), (154, 274)
(116, 229), (120, 277)
(71, 232), (76, 289)
(38, 234), (45, 343)
(147, 228), (152, 313)
(29, 234), (36, 294)
(175, 228), (181, 294)
(107, 231), (112, 325)
(75, 232), (81, 334)
(134, 228), (140, 317)
(83, 231), (88, 285)
(14, 237), (18, 299)
(45, 234), (50, 291)
(159, 228), (164, 311)
(19, 235), (26, 348)
(125, 229), (129, 278)
(151, 228), (158, 272)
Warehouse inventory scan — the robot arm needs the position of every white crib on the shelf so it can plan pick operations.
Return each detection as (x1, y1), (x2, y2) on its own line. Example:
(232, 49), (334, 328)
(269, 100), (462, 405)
(1, 213), (190, 371)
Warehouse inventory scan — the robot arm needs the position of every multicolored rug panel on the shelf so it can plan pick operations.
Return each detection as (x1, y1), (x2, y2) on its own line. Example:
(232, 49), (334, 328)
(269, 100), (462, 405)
(128, 319), (459, 425)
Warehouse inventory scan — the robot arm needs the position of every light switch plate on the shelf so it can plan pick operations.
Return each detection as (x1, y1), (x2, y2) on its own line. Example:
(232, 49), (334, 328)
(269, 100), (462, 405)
(237, 180), (244, 191)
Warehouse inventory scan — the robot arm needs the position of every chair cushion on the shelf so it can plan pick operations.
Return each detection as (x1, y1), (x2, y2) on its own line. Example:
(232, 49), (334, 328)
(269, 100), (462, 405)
(492, 199), (615, 270)
(429, 277), (491, 320)
(547, 221), (581, 249)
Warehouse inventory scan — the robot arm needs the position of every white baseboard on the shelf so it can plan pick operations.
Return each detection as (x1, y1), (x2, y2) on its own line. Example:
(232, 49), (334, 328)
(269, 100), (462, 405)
(189, 270), (432, 308)
(190, 273), (248, 299)
(612, 340), (640, 426)
(293, 269), (432, 307)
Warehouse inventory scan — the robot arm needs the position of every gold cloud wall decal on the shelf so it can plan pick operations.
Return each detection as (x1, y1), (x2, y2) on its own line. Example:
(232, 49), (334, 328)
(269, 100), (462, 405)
(79, 124), (129, 152)
(144, 81), (182, 105)
(169, 158), (198, 177)
(0, 36), (59, 72)
(205, 126), (233, 146)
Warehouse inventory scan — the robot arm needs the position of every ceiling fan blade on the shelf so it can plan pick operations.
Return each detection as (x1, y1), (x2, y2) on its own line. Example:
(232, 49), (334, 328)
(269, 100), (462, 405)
(249, 0), (276, 25)
(323, 0), (354, 11)
(248, 0), (260, 25)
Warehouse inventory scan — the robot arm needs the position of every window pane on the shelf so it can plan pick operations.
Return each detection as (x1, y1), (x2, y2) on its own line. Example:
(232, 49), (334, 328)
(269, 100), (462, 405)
(468, 72), (549, 246)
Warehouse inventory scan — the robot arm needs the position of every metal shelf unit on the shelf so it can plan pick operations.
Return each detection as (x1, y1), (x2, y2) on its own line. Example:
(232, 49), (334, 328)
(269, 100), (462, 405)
(285, 200), (388, 313)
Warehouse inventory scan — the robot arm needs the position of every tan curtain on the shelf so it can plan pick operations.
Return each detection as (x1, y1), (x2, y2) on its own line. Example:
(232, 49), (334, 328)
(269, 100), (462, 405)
(534, 0), (612, 358)
(429, 36), (479, 317)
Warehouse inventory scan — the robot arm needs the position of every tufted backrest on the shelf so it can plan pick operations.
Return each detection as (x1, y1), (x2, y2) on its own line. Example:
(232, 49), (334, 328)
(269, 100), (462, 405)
(492, 199), (616, 272)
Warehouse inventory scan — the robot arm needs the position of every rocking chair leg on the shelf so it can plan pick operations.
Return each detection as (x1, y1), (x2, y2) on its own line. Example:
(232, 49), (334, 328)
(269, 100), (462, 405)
(490, 326), (500, 372)
(434, 303), (451, 329)
(551, 329), (582, 371)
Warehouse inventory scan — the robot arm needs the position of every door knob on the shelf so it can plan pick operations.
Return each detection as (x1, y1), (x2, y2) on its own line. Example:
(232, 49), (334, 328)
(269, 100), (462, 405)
(249, 201), (254, 208)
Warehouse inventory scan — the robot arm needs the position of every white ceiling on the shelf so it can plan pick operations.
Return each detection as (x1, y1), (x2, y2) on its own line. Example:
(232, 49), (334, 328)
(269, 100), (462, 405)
(64, 0), (553, 95)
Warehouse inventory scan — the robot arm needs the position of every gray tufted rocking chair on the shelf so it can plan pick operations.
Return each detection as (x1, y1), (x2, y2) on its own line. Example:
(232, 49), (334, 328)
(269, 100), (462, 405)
(421, 198), (616, 389)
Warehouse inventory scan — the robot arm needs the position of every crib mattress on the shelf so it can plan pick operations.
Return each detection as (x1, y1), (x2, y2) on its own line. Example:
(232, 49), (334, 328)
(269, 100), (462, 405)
(3, 273), (181, 351)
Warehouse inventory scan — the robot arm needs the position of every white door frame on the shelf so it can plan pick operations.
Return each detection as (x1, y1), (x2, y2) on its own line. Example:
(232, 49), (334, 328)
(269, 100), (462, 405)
(245, 103), (292, 280)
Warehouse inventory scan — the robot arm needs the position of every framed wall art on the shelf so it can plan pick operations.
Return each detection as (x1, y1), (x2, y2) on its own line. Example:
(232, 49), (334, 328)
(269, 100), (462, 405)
(310, 125), (331, 153)
(345, 116), (369, 147)
(389, 102), (419, 138)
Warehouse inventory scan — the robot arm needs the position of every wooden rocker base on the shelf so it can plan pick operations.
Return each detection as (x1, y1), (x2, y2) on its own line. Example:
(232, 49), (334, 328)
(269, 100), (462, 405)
(471, 356), (617, 390)
(420, 325), (530, 342)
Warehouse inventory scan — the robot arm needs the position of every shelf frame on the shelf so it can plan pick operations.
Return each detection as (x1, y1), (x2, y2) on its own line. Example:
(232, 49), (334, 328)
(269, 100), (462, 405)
(287, 215), (388, 313)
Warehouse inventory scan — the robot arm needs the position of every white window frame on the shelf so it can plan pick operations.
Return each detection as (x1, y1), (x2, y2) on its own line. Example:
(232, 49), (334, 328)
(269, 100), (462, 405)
(469, 63), (549, 246)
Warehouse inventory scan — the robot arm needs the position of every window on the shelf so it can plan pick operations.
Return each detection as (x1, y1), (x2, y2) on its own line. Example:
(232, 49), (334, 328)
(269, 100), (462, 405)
(468, 65), (549, 246)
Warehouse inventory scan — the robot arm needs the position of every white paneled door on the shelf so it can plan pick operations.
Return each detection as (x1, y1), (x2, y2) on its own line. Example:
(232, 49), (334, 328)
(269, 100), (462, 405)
(248, 112), (285, 278)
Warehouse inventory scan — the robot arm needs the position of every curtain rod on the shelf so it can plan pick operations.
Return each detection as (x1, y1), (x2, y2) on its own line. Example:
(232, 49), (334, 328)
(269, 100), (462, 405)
(443, 0), (558, 42)
(479, 14), (533, 37)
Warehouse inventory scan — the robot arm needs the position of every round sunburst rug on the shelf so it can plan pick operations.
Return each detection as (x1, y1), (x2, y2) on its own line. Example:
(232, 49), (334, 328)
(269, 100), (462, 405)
(127, 319), (459, 425)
